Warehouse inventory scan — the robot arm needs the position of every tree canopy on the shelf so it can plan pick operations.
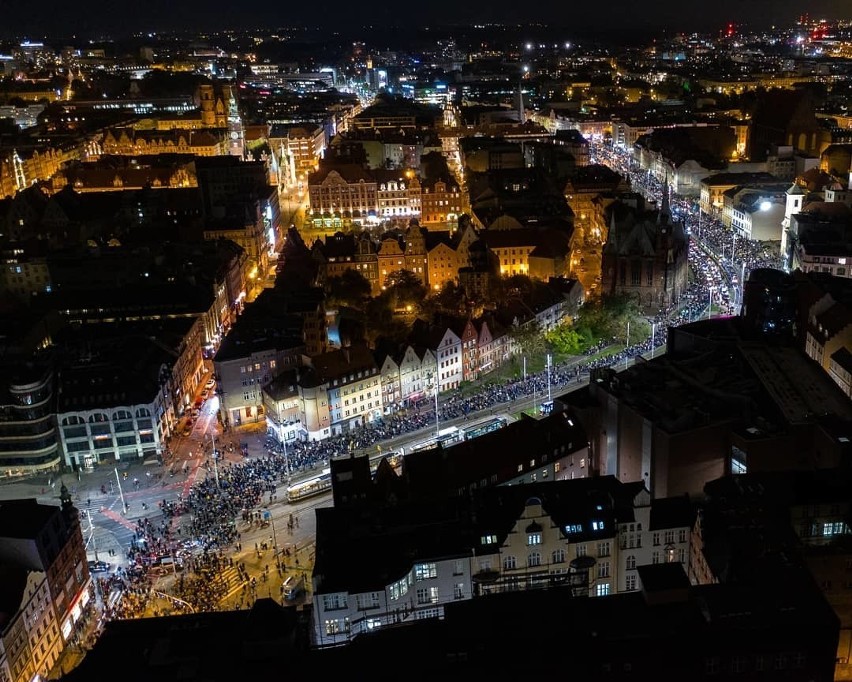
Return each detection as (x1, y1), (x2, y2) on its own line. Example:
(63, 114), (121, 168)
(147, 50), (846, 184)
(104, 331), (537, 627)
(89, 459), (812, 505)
(326, 269), (372, 309)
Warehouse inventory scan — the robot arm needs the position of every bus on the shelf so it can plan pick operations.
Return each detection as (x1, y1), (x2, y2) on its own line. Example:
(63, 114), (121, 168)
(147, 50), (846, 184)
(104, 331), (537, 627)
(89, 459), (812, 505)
(286, 468), (331, 503)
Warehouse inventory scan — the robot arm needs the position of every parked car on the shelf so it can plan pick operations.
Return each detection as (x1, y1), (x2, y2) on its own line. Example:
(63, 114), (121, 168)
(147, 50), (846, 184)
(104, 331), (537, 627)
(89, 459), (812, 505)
(88, 560), (111, 573)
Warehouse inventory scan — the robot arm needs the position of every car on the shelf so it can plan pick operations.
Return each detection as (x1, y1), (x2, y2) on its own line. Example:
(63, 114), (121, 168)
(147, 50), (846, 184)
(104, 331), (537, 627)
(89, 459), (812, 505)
(205, 379), (215, 390)
(88, 560), (111, 573)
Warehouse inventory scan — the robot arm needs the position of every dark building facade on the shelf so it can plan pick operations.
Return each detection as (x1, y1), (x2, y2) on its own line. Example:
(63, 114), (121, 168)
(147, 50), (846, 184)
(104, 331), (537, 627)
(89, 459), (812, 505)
(601, 191), (688, 310)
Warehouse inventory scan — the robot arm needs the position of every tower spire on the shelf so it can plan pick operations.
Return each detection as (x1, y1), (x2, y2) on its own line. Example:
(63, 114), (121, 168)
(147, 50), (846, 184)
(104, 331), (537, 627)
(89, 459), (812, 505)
(659, 174), (671, 223)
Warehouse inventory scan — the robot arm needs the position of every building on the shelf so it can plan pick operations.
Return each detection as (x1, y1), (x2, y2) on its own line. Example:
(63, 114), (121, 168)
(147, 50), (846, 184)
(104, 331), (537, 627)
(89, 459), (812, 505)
(298, 343), (381, 440)
(560, 317), (852, 499)
(699, 172), (781, 215)
(419, 178), (463, 226)
(0, 494), (90, 682)
(313, 462), (714, 647)
(213, 288), (314, 429)
(703, 469), (852, 680)
(55, 336), (175, 470)
(600, 192), (689, 310)
(725, 187), (788, 241)
(0, 357), (61, 477)
(308, 166), (379, 230)
(564, 164), (630, 250)
(100, 128), (228, 157)
(268, 124), (326, 185)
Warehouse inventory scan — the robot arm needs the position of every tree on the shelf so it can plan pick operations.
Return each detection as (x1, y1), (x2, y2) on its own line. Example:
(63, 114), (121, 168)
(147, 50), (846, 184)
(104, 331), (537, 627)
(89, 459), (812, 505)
(326, 269), (372, 309)
(383, 269), (427, 311)
(428, 281), (466, 316)
(509, 320), (546, 357)
(546, 324), (589, 356)
(574, 294), (650, 345)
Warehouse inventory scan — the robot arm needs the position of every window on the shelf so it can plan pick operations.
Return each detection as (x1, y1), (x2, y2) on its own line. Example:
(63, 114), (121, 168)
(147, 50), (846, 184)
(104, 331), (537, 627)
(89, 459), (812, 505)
(678, 529), (687, 543)
(598, 561), (610, 578)
(653, 532), (660, 546)
(652, 551), (660, 565)
(414, 563), (437, 580)
(454, 583), (464, 600)
(597, 541), (611, 557)
(324, 618), (350, 636)
(389, 575), (411, 600)
(503, 555), (517, 570)
(626, 555), (636, 570)
(664, 530), (675, 544)
(625, 574), (637, 591)
(527, 532), (542, 546)
(595, 583), (610, 597)
(552, 549), (565, 564)
(528, 552), (541, 567)
(576, 544), (587, 557)
(322, 593), (348, 611)
(355, 592), (380, 610)
(824, 522), (846, 536)
(416, 587), (429, 604)
(453, 560), (465, 576)
(705, 657), (720, 675)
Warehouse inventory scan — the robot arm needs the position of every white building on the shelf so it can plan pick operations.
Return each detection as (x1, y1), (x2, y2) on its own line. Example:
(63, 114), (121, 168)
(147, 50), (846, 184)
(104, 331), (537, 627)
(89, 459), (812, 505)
(311, 477), (714, 646)
(300, 345), (382, 440)
(435, 328), (462, 391)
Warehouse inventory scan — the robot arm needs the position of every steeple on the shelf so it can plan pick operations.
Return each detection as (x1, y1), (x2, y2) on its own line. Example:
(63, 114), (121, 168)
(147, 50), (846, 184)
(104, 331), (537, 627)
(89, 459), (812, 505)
(658, 175), (671, 224)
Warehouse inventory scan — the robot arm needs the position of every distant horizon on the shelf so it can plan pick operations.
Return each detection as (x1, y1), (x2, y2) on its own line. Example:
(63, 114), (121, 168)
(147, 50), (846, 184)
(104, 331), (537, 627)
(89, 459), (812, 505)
(2, 0), (849, 43)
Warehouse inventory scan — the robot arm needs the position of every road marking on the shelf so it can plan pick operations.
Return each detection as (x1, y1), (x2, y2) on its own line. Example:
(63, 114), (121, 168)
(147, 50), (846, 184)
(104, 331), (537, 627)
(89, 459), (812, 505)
(99, 507), (136, 531)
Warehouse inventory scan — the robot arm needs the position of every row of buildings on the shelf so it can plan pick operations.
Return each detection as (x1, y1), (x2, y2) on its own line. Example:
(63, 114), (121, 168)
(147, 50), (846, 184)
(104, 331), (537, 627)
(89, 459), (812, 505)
(216, 275), (576, 440)
(307, 165), (466, 229)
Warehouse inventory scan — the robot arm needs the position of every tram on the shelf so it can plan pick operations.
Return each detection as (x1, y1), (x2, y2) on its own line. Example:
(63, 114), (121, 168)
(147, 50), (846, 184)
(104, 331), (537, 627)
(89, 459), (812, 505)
(286, 468), (332, 503)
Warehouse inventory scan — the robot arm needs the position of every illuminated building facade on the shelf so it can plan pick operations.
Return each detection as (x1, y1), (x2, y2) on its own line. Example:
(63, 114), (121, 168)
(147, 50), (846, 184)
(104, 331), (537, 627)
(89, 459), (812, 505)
(0, 495), (90, 681)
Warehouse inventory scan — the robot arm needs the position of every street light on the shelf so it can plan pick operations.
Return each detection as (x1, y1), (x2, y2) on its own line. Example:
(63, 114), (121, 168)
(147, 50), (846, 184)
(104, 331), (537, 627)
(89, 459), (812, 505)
(433, 354), (440, 437)
(210, 433), (220, 489)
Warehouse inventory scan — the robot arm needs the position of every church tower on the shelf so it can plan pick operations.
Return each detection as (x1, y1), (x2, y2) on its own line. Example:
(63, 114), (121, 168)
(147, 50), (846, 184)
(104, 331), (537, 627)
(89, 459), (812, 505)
(198, 84), (216, 127)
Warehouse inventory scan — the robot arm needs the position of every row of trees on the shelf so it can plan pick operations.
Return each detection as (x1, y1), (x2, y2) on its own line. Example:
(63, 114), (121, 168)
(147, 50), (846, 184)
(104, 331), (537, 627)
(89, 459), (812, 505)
(545, 294), (650, 356)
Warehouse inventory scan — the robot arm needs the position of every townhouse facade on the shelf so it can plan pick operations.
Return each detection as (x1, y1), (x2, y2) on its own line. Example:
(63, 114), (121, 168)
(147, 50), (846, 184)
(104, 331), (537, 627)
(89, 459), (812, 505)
(301, 344), (382, 440)
(0, 496), (90, 682)
(312, 477), (713, 646)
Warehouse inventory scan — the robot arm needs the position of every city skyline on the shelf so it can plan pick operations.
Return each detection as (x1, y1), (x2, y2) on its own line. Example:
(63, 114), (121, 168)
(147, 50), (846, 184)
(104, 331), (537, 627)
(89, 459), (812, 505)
(3, 0), (850, 38)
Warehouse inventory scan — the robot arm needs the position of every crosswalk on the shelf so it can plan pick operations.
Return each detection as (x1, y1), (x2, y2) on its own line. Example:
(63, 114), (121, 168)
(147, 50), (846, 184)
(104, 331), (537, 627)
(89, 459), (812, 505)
(213, 566), (246, 602)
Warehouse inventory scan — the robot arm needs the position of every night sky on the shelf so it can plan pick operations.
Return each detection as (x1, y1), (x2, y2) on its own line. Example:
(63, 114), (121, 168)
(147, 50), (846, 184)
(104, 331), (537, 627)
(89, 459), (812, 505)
(2, 0), (849, 37)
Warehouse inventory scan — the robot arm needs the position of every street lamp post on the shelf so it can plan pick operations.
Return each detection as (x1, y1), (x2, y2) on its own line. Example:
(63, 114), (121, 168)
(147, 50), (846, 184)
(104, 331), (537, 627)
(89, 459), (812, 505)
(433, 355), (440, 437)
(546, 354), (552, 403)
(210, 433), (220, 489)
(113, 467), (127, 514)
